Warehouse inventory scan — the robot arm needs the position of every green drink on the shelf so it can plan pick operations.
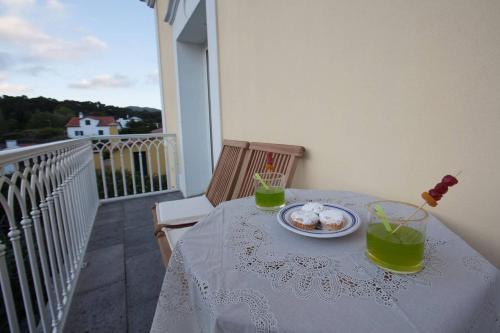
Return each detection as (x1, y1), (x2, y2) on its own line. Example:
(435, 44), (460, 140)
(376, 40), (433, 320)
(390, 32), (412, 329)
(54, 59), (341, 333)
(255, 186), (285, 210)
(366, 200), (428, 274)
(366, 223), (425, 273)
(253, 172), (286, 210)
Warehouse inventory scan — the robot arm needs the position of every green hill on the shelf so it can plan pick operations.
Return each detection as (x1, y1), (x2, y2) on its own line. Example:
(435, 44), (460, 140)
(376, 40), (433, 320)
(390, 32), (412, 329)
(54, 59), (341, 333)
(0, 95), (162, 143)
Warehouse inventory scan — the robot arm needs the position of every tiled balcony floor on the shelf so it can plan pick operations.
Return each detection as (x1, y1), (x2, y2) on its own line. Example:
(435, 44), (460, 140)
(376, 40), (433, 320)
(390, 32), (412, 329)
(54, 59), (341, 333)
(64, 191), (183, 333)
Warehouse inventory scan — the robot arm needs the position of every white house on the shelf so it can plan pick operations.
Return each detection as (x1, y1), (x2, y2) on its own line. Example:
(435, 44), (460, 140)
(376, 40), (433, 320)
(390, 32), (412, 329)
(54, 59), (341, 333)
(117, 115), (142, 129)
(65, 112), (118, 138)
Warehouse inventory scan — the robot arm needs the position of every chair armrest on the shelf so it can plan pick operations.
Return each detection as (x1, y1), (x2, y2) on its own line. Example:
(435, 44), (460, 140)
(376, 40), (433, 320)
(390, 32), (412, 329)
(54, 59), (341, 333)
(151, 205), (198, 236)
(159, 221), (198, 230)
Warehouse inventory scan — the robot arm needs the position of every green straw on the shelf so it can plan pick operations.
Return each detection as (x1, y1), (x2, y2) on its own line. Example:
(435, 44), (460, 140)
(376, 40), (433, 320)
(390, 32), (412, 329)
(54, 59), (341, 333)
(254, 173), (270, 190)
(374, 204), (393, 232)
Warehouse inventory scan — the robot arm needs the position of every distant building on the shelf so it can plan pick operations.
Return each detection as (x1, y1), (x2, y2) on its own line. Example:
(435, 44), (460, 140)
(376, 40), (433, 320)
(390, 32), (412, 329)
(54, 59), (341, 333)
(65, 112), (118, 138)
(0, 140), (35, 175)
(117, 115), (142, 129)
(150, 127), (163, 133)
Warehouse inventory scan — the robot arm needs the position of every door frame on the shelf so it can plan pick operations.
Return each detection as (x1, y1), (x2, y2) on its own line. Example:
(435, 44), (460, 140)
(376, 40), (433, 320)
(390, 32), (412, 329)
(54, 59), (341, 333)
(169, 0), (222, 196)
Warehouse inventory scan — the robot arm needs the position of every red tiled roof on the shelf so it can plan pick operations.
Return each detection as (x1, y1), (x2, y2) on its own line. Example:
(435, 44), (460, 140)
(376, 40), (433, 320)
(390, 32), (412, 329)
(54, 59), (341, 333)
(65, 116), (117, 127)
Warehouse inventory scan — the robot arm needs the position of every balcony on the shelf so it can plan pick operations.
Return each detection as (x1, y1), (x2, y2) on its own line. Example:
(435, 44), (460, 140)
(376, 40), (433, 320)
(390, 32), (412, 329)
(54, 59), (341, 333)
(0, 134), (181, 332)
(65, 192), (182, 332)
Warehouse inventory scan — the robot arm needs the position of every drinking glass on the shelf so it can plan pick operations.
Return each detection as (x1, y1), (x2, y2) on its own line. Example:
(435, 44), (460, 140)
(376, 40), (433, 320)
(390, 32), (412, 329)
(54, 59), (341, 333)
(366, 200), (428, 274)
(253, 172), (286, 210)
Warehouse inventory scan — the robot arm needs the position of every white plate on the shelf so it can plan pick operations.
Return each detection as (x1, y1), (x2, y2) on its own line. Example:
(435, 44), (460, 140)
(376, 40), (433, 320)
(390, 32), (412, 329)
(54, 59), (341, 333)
(277, 203), (361, 238)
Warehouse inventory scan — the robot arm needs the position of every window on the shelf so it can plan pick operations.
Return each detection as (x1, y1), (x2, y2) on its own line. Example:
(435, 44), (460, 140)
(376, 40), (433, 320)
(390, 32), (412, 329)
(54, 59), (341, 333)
(75, 131), (84, 136)
(85, 120), (91, 125)
(98, 130), (104, 135)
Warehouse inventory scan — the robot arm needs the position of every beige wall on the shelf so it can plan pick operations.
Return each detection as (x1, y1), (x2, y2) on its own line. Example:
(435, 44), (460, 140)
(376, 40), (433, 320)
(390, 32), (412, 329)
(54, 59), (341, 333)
(156, 0), (179, 135)
(93, 146), (167, 176)
(155, 0), (180, 187)
(216, 1), (500, 267)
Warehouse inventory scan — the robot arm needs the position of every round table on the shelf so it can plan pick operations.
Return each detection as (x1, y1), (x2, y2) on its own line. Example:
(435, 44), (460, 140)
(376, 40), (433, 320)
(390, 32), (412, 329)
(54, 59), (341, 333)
(151, 189), (499, 333)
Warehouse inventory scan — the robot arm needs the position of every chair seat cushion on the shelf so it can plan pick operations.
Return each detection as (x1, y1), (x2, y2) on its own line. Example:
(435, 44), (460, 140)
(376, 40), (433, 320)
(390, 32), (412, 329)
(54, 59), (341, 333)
(164, 227), (190, 250)
(156, 195), (214, 226)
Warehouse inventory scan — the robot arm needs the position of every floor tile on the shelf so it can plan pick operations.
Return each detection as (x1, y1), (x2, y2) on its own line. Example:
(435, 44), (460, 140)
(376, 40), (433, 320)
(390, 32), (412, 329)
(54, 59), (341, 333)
(96, 201), (124, 215)
(124, 209), (155, 229)
(65, 280), (126, 333)
(127, 299), (158, 333)
(87, 222), (123, 251)
(76, 244), (125, 294)
(94, 209), (125, 226)
(124, 224), (157, 258)
(126, 249), (165, 305)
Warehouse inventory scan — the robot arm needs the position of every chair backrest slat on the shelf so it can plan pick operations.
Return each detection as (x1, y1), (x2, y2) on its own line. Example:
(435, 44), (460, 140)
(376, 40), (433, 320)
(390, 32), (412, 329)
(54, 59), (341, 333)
(232, 142), (305, 199)
(205, 140), (249, 206)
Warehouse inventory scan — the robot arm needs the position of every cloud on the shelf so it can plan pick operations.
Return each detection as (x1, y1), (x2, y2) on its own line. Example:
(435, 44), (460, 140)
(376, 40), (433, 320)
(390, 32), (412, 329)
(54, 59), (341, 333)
(32, 35), (108, 60)
(0, 0), (35, 10)
(0, 51), (14, 70)
(17, 65), (55, 76)
(0, 0), (64, 13)
(145, 71), (159, 84)
(46, 0), (64, 12)
(0, 73), (29, 94)
(0, 16), (107, 60)
(68, 74), (134, 89)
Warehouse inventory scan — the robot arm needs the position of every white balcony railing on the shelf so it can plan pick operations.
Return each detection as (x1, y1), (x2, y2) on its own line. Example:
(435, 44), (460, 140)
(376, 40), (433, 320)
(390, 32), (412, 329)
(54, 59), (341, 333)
(91, 134), (178, 201)
(0, 133), (179, 332)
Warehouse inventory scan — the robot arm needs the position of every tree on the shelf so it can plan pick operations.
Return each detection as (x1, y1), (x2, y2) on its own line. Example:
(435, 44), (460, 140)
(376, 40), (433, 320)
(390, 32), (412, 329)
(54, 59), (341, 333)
(53, 106), (74, 119)
(119, 121), (156, 134)
(28, 112), (57, 128)
(0, 108), (6, 133)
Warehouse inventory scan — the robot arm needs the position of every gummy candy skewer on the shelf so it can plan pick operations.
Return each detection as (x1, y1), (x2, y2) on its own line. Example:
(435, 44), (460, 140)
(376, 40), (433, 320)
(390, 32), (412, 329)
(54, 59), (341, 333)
(391, 202), (427, 234)
(391, 171), (462, 234)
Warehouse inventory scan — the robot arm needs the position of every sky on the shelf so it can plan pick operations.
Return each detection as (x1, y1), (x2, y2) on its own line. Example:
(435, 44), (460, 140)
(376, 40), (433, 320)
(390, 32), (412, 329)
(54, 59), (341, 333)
(0, 0), (162, 109)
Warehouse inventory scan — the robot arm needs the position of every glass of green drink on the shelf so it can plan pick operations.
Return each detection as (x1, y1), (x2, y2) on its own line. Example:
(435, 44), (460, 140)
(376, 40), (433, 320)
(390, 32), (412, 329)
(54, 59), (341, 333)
(366, 200), (428, 274)
(253, 172), (286, 211)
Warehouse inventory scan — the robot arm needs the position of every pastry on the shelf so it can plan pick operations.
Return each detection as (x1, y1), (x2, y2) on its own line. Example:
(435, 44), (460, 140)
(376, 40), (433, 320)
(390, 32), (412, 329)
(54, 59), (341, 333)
(301, 202), (325, 215)
(319, 209), (345, 231)
(290, 210), (318, 230)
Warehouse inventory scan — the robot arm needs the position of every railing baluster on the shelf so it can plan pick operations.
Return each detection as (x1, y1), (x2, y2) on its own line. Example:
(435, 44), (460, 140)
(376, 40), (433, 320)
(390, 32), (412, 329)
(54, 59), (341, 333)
(46, 194), (68, 303)
(119, 146), (127, 196)
(129, 143), (137, 195)
(5, 164), (38, 332)
(164, 136), (172, 189)
(52, 181), (71, 291)
(147, 145), (154, 192)
(98, 149), (108, 199)
(156, 143), (162, 191)
(108, 143), (118, 197)
(138, 144), (146, 193)
(172, 138), (180, 189)
(40, 200), (64, 319)
(0, 241), (20, 333)
(31, 203), (59, 329)
(20, 160), (50, 333)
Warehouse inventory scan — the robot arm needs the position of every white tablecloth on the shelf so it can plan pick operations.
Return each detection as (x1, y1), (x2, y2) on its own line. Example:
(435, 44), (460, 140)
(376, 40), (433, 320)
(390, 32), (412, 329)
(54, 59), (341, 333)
(151, 189), (499, 333)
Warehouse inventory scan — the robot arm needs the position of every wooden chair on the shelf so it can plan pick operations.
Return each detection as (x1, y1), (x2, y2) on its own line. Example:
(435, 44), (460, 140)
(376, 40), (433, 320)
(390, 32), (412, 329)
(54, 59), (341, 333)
(232, 142), (305, 199)
(153, 140), (249, 266)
